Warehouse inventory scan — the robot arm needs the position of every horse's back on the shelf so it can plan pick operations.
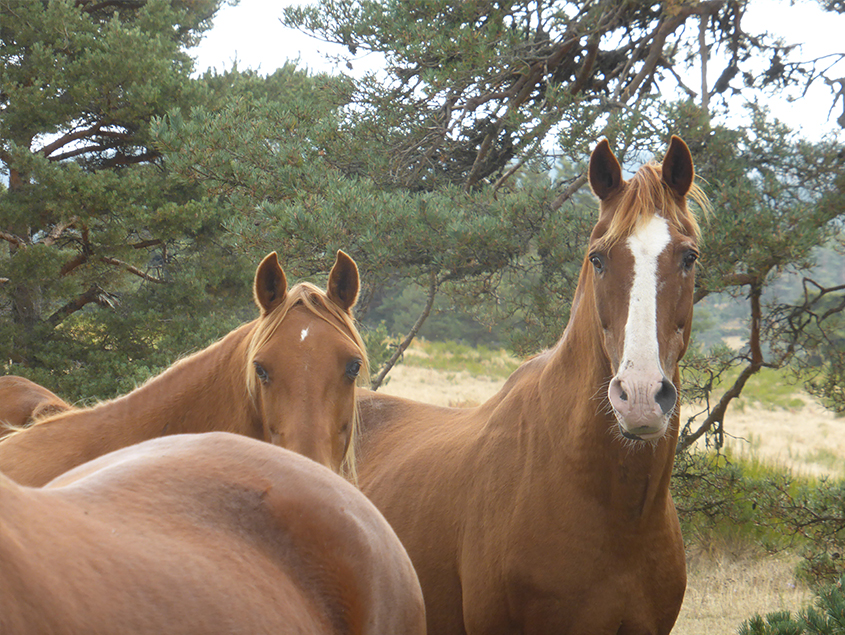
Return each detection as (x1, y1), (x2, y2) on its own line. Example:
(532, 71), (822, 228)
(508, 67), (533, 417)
(3, 433), (425, 635)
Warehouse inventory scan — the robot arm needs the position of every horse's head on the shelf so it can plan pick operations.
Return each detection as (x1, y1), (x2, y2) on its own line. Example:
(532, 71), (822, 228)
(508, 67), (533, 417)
(246, 250), (368, 477)
(587, 136), (705, 441)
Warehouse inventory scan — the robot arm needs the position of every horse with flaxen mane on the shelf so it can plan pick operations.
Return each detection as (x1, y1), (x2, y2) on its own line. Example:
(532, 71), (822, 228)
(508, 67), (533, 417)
(0, 250), (368, 486)
(356, 137), (708, 635)
(0, 432), (426, 635)
(0, 376), (71, 440)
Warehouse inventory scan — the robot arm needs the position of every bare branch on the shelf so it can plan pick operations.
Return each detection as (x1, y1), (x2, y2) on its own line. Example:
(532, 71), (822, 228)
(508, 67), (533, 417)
(47, 284), (112, 327)
(551, 173), (589, 212)
(679, 283), (765, 451)
(39, 122), (103, 158)
(0, 231), (26, 248)
(42, 217), (79, 247)
(370, 271), (438, 390)
(100, 256), (165, 283)
(130, 239), (164, 250)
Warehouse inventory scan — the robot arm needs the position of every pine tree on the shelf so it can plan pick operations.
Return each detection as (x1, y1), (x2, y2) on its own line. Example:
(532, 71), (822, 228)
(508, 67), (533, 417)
(0, 0), (239, 399)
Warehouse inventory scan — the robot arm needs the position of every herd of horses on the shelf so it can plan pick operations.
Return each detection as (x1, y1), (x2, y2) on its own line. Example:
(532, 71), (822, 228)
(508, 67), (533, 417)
(0, 136), (708, 634)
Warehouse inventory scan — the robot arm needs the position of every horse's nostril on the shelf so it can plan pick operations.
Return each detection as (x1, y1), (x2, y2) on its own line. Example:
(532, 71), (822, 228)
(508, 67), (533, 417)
(655, 379), (677, 415)
(619, 390), (628, 401)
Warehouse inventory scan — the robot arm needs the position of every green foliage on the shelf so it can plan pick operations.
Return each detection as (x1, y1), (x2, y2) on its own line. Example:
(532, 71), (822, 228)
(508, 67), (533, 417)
(4, 0), (845, 415)
(358, 321), (396, 386)
(739, 611), (805, 635)
(738, 577), (845, 635)
(673, 446), (845, 593)
(673, 450), (800, 558)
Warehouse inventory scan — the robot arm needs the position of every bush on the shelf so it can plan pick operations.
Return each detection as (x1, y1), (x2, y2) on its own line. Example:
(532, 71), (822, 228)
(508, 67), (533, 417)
(738, 577), (845, 634)
(674, 449), (845, 588)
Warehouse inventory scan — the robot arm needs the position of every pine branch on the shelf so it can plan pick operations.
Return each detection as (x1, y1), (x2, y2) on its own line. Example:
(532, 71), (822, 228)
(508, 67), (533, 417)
(47, 285), (112, 326)
(0, 231), (26, 248)
(100, 256), (165, 283)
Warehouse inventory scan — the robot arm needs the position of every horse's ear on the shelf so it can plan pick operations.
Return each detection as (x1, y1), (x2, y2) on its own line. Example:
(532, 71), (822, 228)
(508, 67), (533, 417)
(327, 250), (359, 313)
(589, 139), (623, 201)
(662, 135), (694, 198)
(254, 252), (288, 317)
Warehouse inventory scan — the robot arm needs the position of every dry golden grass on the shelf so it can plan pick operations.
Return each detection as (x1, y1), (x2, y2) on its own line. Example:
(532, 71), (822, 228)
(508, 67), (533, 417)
(378, 347), (841, 634)
(674, 552), (812, 634)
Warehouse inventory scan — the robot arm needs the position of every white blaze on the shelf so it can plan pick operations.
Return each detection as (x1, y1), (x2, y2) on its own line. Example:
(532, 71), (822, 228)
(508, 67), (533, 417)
(622, 216), (670, 370)
(300, 327), (310, 342)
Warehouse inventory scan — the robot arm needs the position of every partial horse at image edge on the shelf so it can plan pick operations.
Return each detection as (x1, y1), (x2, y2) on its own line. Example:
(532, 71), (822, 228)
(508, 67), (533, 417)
(0, 432), (425, 635)
(356, 135), (708, 634)
(0, 376), (71, 440)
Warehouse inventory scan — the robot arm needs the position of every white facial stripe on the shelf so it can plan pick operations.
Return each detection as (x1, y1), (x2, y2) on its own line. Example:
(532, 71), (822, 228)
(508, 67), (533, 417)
(622, 216), (671, 370)
(300, 327), (310, 342)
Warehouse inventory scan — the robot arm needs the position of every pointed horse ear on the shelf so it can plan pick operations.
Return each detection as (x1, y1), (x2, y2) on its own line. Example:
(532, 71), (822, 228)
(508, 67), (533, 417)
(327, 250), (360, 313)
(254, 252), (288, 317)
(662, 135), (694, 198)
(589, 138), (623, 201)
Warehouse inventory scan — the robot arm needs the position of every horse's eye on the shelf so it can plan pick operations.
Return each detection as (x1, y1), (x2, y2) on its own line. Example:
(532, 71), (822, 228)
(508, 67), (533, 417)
(346, 359), (362, 380)
(253, 361), (270, 384)
(682, 251), (698, 271)
(589, 253), (606, 274)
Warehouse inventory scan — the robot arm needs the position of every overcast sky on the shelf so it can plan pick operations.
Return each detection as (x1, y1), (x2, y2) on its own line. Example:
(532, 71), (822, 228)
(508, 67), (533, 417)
(192, 0), (845, 140)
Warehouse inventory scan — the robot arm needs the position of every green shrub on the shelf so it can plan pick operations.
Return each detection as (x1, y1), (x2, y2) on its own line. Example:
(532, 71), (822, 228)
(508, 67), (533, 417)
(674, 449), (845, 589)
(738, 577), (845, 634)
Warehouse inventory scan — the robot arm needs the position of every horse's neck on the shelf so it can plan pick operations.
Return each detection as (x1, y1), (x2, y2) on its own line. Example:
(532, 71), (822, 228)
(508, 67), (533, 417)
(0, 323), (259, 486)
(533, 293), (678, 518)
(89, 324), (256, 437)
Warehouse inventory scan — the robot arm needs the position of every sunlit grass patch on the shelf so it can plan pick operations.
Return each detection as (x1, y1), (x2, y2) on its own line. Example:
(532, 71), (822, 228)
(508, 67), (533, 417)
(713, 367), (808, 410)
(400, 338), (521, 379)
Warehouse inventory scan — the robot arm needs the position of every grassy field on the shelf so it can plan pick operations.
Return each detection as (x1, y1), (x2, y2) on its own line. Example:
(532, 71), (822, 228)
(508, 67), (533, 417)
(379, 339), (839, 634)
(398, 339), (521, 380)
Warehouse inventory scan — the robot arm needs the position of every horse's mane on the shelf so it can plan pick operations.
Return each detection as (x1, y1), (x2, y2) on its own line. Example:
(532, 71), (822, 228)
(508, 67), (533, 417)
(596, 163), (710, 250)
(245, 282), (370, 482)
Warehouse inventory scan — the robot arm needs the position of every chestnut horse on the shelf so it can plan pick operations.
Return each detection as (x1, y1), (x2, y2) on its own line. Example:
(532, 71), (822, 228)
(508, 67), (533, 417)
(356, 137), (708, 635)
(0, 376), (71, 439)
(0, 432), (426, 635)
(0, 250), (368, 486)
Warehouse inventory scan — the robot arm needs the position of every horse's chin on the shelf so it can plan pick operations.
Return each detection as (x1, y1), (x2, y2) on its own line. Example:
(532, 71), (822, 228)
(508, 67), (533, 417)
(616, 419), (669, 442)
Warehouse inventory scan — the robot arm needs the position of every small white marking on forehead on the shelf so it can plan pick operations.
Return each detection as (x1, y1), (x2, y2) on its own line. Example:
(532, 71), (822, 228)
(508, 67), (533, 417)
(300, 327), (310, 342)
(622, 216), (671, 370)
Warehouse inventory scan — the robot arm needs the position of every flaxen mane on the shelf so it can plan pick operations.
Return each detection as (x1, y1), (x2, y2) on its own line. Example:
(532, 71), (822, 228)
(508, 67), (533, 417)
(596, 163), (710, 250)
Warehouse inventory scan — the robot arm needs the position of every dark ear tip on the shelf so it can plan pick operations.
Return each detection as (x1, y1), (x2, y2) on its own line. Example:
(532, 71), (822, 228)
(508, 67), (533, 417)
(260, 251), (279, 265)
(336, 249), (355, 265)
(668, 135), (689, 151)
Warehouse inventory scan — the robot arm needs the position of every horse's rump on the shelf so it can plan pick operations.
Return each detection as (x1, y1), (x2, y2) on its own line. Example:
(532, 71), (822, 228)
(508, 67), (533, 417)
(1, 432), (425, 635)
